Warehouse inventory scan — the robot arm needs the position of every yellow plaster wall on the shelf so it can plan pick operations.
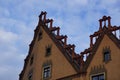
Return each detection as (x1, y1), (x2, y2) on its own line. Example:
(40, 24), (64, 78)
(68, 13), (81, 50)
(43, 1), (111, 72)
(72, 76), (86, 80)
(29, 27), (77, 80)
(86, 35), (120, 80)
(21, 35), (40, 80)
(21, 28), (120, 80)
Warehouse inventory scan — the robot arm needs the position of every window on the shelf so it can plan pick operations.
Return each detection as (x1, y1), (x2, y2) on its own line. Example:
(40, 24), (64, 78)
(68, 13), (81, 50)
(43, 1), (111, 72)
(28, 74), (32, 80)
(104, 51), (110, 62)
(46, 48), (51, 55)
(43, 65), (51, 79)
(42, 60), (52, 79)
(45, 45), (52, 57)
(103, 47), (111, 63)
(38, 31), (42, 41)
(92, 74), (104, 80)
(28, 70), (33, 80)
(30, 56), (34, 65)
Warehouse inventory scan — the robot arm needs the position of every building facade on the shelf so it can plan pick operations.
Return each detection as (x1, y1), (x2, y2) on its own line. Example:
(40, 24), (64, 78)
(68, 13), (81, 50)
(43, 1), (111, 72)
(19, 11), (120, 80)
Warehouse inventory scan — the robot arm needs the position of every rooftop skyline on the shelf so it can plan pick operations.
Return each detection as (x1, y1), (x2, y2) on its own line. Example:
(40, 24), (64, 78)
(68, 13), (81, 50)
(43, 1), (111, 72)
(0, 0), (120, 80)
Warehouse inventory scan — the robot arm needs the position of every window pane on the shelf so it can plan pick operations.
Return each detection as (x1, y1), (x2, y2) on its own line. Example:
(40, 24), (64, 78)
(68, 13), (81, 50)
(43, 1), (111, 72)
(28, 73), (32, 80)
(92, 76), (98, 80)
(46, 48), (51, 56)
(104, 52), (110, 61)
(43, 66), (51, 78)
(92, 74), (104, 80)
(99, 74), (104, 80)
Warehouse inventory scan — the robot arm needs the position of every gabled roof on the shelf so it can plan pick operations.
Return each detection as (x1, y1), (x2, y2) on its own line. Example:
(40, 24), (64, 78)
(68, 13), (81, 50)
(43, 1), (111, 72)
(39, 18), (80, 72)
(83, 17), (120, 71)
(19, 12), (120, 80)
(19, 11), (81, 79)
(40, 12), (120, 77)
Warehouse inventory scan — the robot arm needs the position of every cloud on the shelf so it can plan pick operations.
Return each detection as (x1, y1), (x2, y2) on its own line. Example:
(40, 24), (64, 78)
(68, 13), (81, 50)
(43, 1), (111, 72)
(0, 0), (120, 80)
(0, 29), (18, 44)
(0, 4), (34, 80)
(0, 29), (26, 80)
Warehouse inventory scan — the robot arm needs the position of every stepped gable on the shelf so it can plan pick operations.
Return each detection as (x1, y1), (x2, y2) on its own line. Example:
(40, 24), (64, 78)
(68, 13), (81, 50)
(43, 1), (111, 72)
(38, 12), (120, 72)
(19, 11), (83, 79)
(20, 12), (120, 79)
(38, 11), (82, 72)
(82, 15), (120, 71)
(57, 15), (120, 80)
(37, 11), (88, 72)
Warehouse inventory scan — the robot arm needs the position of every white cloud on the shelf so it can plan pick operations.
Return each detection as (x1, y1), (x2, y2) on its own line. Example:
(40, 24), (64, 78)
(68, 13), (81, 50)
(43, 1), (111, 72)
(0, 29), (18, 44)
(0, 9), (33, 80)
(0, 0), (120, 80)
(0, 29), (26, 80)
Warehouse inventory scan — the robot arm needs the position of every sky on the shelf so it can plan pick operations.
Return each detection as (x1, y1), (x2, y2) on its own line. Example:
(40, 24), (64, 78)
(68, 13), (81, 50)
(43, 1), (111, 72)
(0, 0), (120, 80)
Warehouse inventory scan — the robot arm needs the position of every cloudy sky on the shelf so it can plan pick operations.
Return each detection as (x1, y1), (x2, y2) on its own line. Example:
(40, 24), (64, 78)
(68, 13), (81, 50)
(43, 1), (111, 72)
(0, 0), (120, 80)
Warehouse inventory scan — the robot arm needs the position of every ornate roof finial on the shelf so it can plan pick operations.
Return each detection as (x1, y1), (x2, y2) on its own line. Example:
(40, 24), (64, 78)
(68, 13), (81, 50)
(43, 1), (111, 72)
(39, 11), (47, 22)
(99, 16), (112, 31)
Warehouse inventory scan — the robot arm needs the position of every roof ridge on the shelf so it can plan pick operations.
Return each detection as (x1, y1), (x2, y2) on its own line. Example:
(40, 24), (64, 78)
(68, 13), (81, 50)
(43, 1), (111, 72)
(39, 11), (82, 72)
(82, 16), (120, 71)
(39, 12), (120, 72)
(39, 11), (77, 57)
(19, 12), (120, 79)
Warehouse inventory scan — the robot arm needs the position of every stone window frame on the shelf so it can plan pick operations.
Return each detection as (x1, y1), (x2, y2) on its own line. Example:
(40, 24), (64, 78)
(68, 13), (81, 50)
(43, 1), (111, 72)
(90, 72), (105, 80)
(89, 65), (107, 80)
(43, 65), (51, 79)
(42, 60), (52, 80)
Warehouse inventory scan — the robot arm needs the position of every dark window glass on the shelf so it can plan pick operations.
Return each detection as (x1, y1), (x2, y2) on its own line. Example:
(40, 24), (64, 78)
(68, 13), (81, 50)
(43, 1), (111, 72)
(43, 66), (51, 78)
(92, 74), (104, 80)
(92, 76), (98, 80)
(99, 74), (104, 80)
(46, 47), (51, 56)
(38, 31), (42, 40)
(28, 72), (32, 80)
(104, 51), (110, 62)
(28, 75), (32, 80)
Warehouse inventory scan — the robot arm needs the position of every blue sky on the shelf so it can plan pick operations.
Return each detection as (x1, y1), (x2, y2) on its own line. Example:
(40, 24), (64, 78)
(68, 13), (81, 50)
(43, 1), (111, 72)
(0, 0), (120, 80)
